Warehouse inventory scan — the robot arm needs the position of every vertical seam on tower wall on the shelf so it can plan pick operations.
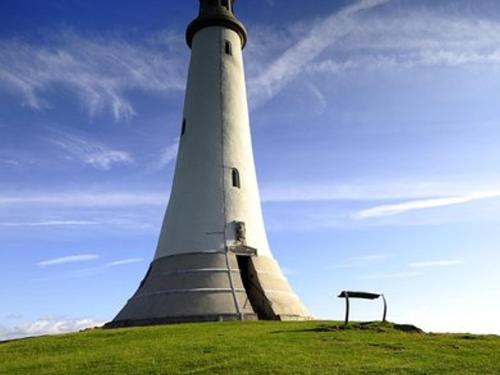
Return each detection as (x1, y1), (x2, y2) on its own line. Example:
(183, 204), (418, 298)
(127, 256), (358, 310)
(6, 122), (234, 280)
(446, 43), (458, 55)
(219, 27), (242, 319)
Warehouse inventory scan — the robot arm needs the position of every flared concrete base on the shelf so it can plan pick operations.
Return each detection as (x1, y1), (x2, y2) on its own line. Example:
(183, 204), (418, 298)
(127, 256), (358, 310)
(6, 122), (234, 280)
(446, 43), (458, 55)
(105, 251), (311, 328)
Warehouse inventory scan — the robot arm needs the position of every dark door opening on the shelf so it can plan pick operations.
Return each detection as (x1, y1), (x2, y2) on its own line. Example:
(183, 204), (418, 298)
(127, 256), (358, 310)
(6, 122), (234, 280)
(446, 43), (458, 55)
(236, 255), (278, 320)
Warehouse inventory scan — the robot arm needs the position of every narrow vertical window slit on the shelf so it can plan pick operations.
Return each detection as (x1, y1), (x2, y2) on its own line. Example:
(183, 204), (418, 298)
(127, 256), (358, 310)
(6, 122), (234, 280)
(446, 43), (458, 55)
(232, 168), (241, 188)
(225, 40), (232, 56)
(181, 118), (186, 136)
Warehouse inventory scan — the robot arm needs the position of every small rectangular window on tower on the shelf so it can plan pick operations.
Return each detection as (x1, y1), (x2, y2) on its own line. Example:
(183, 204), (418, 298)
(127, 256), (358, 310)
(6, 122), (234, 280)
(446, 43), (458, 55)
(225, 41), (232, 56)
(232, 168), (241, 188)
(181, 118), (186, 136)
(221, 0), (230, 10)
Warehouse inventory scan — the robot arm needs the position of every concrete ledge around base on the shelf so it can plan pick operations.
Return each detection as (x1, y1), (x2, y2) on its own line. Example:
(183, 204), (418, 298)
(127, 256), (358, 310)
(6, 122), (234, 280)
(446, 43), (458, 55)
(104, 313), (259, 329)
(108, 251), (311, 327)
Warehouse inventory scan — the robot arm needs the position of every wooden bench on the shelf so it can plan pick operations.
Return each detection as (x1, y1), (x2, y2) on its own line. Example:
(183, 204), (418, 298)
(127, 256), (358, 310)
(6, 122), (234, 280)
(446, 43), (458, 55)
(337, 291), (387, 325)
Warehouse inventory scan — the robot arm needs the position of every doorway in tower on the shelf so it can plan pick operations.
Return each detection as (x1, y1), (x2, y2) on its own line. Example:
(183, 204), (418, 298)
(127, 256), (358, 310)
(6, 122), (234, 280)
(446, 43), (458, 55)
(236, 255), (278, 320)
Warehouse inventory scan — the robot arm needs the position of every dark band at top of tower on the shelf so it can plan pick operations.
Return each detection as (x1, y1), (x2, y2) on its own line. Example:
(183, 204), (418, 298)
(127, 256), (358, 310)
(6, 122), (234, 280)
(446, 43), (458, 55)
(186, 0), (248, 49)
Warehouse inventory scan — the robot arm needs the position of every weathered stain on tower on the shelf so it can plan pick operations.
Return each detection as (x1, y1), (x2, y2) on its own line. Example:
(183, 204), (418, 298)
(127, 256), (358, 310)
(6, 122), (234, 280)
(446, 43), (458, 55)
(107, 0), (311, 327)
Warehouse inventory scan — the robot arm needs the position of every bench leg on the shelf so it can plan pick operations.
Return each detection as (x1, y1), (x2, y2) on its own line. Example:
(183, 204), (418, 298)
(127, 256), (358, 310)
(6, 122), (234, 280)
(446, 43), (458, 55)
(382, 294), (387, 322)
(344, 293), (350, 326)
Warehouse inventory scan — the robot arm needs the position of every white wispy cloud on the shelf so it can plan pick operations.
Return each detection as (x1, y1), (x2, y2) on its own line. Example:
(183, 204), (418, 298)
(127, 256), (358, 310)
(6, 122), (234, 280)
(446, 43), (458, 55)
(281, 266), (299, 276)
(350, 253), (392, 261)
(305, 81), (327, 112)
(0, 318), (105, 341)
(0, 158), (20, 167)
(0, 191), (166, 207)
(248, 0), (392, 106)
(59, 258), (145, 279)
(156, 138), (179, 170)
(356, 192), (500, 219)
(47, 129), (133, 170)
(261, 180), (500, 202)
(319, 9), (500, 70)
(1, 314), (24, 320)
(0, 32), (185, 121)
(35, 257), (145, 281)
(247, 2), (500, 106)
(107, 258), (144, 267)
(360, 271), (421, 280)
(409, 260), (464, 268)
(2, 2), (499, 115)
(38, 254), (100, 268)
(1, 180), (498, 209)
(331, 253), (392, 269)
(0, 220), (99, 227)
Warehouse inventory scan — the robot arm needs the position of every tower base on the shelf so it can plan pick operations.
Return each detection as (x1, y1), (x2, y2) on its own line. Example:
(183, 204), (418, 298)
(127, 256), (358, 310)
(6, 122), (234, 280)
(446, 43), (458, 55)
(105, 252), (311, 328)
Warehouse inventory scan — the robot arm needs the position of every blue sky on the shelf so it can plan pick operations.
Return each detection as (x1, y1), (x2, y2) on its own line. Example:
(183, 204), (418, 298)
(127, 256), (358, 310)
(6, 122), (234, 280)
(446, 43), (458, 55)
(1, 0), (500, 339)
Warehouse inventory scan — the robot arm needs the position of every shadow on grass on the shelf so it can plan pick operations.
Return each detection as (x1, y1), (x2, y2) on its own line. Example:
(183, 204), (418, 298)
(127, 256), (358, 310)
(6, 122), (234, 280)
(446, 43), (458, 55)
(271, 321), (424, 335)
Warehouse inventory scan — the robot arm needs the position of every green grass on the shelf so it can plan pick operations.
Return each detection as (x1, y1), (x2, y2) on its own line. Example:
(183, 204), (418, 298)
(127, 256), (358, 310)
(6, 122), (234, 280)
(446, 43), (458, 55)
(1, 321), (499, 374)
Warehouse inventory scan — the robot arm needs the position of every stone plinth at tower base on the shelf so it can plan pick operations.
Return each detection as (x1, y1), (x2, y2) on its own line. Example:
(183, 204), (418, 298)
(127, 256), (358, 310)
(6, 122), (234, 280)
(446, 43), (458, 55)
(105, 252), (311, 328)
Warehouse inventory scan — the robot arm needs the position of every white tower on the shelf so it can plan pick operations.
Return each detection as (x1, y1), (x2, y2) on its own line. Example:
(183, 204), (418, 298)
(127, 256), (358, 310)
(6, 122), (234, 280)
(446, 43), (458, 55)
(107, 0), (311, 327)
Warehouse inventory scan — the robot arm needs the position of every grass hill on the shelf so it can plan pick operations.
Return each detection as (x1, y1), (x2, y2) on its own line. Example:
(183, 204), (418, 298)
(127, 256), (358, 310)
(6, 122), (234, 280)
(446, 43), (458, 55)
(1, 321), (499, 374)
